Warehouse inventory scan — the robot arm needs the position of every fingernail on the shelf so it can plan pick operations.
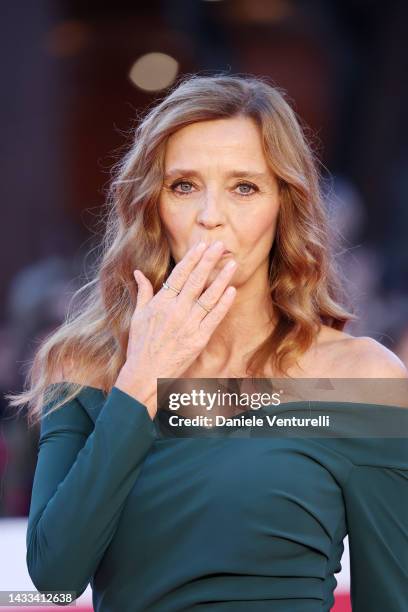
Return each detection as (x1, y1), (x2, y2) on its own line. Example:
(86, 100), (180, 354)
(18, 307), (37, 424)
(225, 259), (236, 270)
(210, 240), (223, 251)
(196, 241), (206, 251)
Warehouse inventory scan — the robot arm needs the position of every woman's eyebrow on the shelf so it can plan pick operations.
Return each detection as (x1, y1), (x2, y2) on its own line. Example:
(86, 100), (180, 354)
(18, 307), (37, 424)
(164, 168), (270, 180)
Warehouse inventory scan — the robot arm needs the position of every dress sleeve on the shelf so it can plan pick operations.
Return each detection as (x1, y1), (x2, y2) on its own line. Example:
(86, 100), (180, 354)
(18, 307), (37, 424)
(343, 461), (408, 611)
(26, 386), (156, 600)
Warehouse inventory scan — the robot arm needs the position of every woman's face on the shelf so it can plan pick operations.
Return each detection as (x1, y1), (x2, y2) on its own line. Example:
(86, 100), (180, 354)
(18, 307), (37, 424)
(158, 115), (280, 291)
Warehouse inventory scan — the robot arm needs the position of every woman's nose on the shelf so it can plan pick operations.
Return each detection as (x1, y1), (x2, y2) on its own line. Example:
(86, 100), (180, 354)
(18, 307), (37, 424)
(196, 191), (226, 227)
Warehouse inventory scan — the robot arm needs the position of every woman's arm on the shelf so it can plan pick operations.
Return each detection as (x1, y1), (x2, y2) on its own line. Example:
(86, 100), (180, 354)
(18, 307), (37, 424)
(26, 386), (156, 599)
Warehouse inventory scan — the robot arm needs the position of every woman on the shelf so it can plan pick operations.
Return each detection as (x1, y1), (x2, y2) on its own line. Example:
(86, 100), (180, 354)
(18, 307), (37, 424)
(8, 75), (408, 611)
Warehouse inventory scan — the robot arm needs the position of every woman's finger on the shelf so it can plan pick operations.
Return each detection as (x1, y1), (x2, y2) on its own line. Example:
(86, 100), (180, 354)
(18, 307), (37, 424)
(158, 240), (208, 299)
(176, 241), (226, 303)
(190, 258), (237, 323)
(199, 285), (237, 335)
(134, 270), (154, 311)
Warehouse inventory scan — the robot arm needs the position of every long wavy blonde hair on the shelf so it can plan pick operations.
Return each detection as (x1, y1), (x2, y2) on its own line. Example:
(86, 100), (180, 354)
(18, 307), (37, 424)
(6, 73), (355, 426)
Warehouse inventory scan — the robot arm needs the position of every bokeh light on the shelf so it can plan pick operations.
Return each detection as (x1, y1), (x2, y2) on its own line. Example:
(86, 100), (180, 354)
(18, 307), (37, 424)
(129, 52), (179, 92)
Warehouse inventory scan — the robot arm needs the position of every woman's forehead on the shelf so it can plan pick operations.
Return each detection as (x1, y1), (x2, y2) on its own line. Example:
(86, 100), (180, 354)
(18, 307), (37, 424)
(166, 116), (260, 146)
(164, 117), (268, 171)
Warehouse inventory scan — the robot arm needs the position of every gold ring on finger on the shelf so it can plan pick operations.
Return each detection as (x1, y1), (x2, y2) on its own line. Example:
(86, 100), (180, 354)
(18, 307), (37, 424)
(195, 298), (212, 313)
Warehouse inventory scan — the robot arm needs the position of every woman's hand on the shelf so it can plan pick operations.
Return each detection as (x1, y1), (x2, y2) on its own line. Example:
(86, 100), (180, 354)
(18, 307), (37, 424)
(115, 240), (237, 419)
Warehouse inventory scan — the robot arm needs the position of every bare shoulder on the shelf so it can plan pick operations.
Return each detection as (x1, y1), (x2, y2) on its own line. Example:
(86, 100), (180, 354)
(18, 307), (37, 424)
(309, 326), (408, 378)
(334, 333), (408, 378)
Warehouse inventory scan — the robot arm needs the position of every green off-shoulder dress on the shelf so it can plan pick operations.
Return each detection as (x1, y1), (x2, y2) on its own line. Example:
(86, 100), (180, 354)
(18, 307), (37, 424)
(26, 384), (408, 611)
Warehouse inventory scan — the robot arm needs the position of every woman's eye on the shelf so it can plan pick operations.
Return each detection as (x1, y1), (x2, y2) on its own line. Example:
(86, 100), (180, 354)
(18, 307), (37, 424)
(235, 182), (257, 196)
(169, 180), (258, 197)
(171, 181), (194, 195)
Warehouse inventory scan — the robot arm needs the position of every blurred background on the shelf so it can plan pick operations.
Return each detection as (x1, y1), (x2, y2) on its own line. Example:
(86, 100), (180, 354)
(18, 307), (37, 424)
(1, 1), (407, 610)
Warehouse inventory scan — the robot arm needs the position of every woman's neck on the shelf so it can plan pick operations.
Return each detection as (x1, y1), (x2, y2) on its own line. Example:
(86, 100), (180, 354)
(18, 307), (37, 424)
(193, 277), (276, 374)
